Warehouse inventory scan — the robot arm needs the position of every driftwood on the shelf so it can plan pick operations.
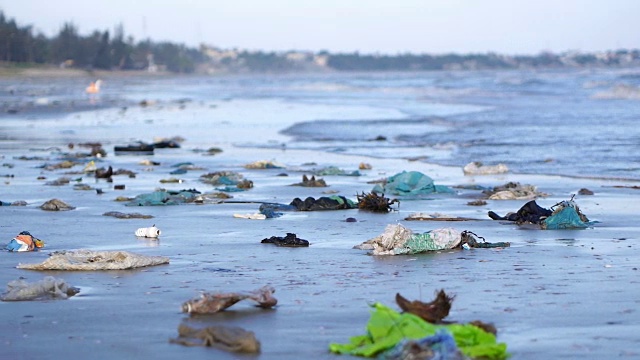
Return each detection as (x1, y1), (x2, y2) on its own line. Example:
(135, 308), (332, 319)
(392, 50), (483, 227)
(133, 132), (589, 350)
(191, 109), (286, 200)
(181, 285), (277, 314)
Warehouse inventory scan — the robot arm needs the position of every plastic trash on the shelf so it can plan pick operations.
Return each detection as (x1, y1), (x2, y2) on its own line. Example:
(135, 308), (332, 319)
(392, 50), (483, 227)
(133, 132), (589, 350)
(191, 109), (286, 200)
(463, 161), (509, 175)
(17, 250), (169, 270)
(182, 285), (277, 314)
(5, 231), (44, 252)
(372, 171), (453, 197)
(135, 225), (161, 238)
(169, 324), (260, 353)
(233, 213), (267, 220)
(329, 302), (509, 359)
(1, 276), (79, 301)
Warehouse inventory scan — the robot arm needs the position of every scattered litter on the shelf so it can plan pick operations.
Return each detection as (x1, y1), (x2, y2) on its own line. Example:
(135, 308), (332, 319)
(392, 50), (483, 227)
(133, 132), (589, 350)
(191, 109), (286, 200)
(488, 197), (593, 229)
(290, 196), (358, 211)
(73, 183), (93, 190)
(314, 166), (360, 176)
(114, 141), (154, 155)
(383, 329), (465, 360)
(355, 225), (508, 255)
(261, 233), (309, 247)
(5, 231), (44, 252)
(0, 200), (26, 206)
(258, 203), (296, 218)
(542, 199), (592, 230)
(114, 196), (134, 202)
(103, 211), (154, 219)
(45, 177), (71, 186)
(359, 162), (372, 170)
(153, 139), (181, 148)
(404, 213), (479, 221)
(169, 324), (260, 353)
(200, 171), (243, 185)
(195, 147), (223, 156)
(159, 177), (183, 183)
(1, 276), (79, 301)
(578, 188), (594, 195)
(135, 225), (161, 238)
(139, 159), (160, 166)
(357, 192), (399, 213)
(329, 301), (509, 359)
(170, 168), (187, 175)
(17, 249), (169, 270)
(356, 225), (461, 255)
(83, 160), (97, 172)
(244, 160), (284, 169)
(312, 166), (348, 176)
(126, 189), (201, 206)
(467, 200), (487, 206)
(95, 166), (113, 179)
(235, 179), (254, 189)
(484, 182), (548, 200)
(488, 199), (551, 223)
(40, 198), (75, 211)
(463, 161), (509, 175)
(372, 171), (453, 197)
(396, 290), (453, 324)
(44, 160), (76, 170)
(200, 171), (252, 191)
(233, 213), (267, 220)
(291, 174), (327, 187)
(181, 285), (277, 314)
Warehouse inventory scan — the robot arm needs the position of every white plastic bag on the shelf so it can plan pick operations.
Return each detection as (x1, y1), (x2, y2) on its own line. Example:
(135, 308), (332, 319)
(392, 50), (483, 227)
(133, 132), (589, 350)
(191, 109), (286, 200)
(135, 225), (161, 238)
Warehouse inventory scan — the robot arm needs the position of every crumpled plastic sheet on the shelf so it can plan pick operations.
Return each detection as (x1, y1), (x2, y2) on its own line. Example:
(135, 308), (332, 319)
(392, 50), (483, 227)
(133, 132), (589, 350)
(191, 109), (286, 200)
(372, 171), (453, 197)
(356, 224), (462, 255)
(542, 201), (592, 229)
(125, 189), (200, 206)
(1, 276), (79, 301)
(382, 330), (466, 360)
(485, 182), (548, 200)
(169, 324), (261, 353)
(463, 161), (509, 176)
(17, 249), (169, 270)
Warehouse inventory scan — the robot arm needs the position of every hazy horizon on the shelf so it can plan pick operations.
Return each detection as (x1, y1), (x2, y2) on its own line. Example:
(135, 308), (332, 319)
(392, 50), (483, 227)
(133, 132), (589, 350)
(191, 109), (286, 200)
(2, 0), (638, 56)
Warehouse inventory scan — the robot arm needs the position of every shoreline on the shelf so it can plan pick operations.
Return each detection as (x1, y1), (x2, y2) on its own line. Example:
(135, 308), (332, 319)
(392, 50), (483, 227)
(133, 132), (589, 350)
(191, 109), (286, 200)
(0, 78), (639, 359)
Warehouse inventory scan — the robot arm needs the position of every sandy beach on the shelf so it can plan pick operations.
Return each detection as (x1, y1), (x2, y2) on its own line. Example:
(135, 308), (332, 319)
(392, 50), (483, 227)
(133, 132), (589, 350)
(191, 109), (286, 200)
(1, 74), (640, 360)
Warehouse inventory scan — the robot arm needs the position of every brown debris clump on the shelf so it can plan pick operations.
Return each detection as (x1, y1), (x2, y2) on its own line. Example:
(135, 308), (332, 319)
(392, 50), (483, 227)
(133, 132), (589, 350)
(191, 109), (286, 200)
(40, 199), (75, 211)
(356, 192), (398, 212)
(292, 174), (327, 187)
(396, 289), (498, 335)
(182, 285), (277, 314)
(396, 290), (453, 324)
(170, 324), (261, 353)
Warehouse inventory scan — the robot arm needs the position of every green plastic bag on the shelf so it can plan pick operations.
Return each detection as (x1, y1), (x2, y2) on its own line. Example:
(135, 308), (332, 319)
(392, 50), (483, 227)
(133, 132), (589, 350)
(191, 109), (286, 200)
(329, 303), (509, 359)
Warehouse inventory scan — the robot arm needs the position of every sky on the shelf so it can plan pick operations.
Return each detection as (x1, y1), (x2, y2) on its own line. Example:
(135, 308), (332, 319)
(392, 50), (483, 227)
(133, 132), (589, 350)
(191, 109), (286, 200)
(1, 0), (638, 55)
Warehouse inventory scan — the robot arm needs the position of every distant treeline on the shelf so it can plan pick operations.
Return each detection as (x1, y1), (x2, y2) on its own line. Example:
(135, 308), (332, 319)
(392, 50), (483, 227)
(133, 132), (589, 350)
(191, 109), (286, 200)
(0, 11), (204, 72)
(1, 11), (639, 74)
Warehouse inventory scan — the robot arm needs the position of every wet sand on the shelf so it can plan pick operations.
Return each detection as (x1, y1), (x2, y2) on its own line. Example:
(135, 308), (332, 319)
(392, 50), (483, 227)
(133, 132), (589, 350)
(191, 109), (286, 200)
(1, 95), (640, 359)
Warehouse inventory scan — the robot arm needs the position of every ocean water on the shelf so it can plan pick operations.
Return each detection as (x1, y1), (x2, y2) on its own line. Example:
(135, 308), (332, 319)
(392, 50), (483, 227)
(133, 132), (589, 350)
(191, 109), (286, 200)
(2, 68), (640, 180)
